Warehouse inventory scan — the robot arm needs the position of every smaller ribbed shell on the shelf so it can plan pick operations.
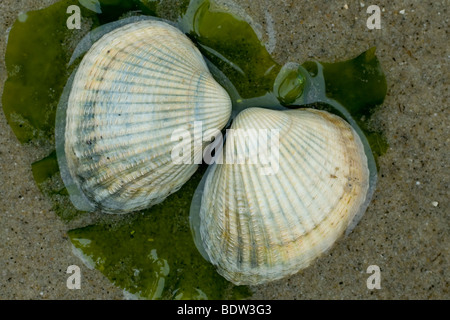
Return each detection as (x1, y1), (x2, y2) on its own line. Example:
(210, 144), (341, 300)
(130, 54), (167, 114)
(62, 20), (231, 213)
(198, 108), (370, 285)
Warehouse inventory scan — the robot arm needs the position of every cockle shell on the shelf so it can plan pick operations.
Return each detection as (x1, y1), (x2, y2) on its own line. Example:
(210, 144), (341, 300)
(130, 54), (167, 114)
(196, 107), (370, 285)
(58, 20), (231, 214)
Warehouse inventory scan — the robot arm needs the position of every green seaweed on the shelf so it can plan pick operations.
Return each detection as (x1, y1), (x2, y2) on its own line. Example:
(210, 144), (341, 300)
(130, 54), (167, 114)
(31, 151), (82, 221)
(31, 151), (59, 185)
(3, 1), (92, 143)
(3, 0), (388, 300)
(308, 50), (388, 165)
(69, 168), (251, 300)
(322, 47), (387, 119)
(179, 0), (281, 99)
(320, 48), (388, 164)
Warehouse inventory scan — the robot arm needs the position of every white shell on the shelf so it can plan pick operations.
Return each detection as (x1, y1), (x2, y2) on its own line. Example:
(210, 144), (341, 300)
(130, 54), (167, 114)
(61, 20), (231, 213)
(197, 107), (370, 285)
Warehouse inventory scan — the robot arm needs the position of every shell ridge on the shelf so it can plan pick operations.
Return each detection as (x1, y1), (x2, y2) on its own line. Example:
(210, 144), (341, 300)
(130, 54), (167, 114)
(73, 128), (179, 165)
(81, 74), (227, 97)
(62, 20), (232, 214)
(248, 114), (318, 274)
(102, 20), (206, 74)
(266, 113), (317, 240)
(234, 141), (279, 272)
(282, 141), (329, 230)
(144, 35), (207, 73)
(82, 151), (170, 189)
(293, 123), (356, 223)
(91, 42), (205, 86)
(243, 110), (316, 238)
(287, 120), (348, 207)
(138, 35), (207, 75)
(197, 108), (371, 285)
(282, 127), (335, 226)
(88, 159), (197, 212)
(202, 163), (229, 264)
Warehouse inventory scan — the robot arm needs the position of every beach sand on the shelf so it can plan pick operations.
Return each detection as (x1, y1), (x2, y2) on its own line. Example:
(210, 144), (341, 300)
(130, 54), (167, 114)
(0, 0), (448, 299)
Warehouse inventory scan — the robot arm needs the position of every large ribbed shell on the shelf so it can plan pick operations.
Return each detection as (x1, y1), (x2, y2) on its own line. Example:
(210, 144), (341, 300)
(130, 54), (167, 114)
(198, 107), (370, 285)
(62, 20), (231, 213)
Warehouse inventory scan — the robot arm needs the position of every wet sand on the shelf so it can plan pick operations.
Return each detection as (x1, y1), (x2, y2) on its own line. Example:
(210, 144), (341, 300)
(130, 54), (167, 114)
(0, 0), (448, 299)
